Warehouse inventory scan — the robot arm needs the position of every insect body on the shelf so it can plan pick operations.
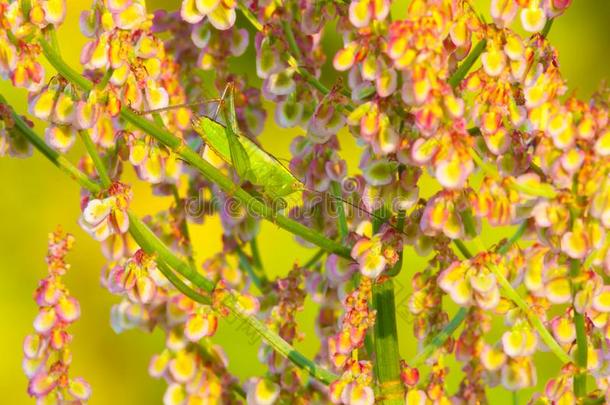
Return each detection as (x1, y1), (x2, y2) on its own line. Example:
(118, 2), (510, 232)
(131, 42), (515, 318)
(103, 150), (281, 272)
(190, 85), (304, 210)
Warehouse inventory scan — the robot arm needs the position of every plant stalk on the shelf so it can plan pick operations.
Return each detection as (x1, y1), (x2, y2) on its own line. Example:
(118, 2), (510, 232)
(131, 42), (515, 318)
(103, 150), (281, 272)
(411, 224), (530, 365)
(0, 96), (101, 193)
(571, 258), (588, 397)
(372, 279), (404, 404)
(448, 39), (487, 88)
(79, 130), (111, 187)
(330, 181), (349, 242)
(39, 38), (352, 260)
(369, 208), (403, 403)
(8, 100), (337, 385)
(490, 262), (571, 364)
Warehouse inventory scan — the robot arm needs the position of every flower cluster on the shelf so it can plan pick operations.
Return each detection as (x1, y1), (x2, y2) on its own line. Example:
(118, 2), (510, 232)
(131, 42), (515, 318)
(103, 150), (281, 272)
(438, 252), (503, 310)
(7, 0), (610, 403)
(351, 224), (402, 279)
(23, 227), (91, 403)
(0, 102), (32, 157)
(328, 278), (376, 404)
(80, 181), (132, 242)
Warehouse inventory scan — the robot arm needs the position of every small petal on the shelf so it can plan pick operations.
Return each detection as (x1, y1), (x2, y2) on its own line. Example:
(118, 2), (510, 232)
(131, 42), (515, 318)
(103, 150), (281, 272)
(593, 287), (610, 312)
(184, 313), (218, 341)
(149, 351), (170, 378)
(169, 350), (197, 383)
(551, 317), (576, 344)
(43, 0), (67, 25)
(34, 308), (57, 334)
(594, 129), (610, 156)
(333, 42), (358, 71)
(28, 372), (57, 397)
(349, 0), (371, 28)
(247, 379), (280, 405)
(545, 278), (571, 304)
(268, 71), (296, 96)
(207, 4), (236, 30)
(56, 296), (81, 322)
(69, 377), (92, 400)
(482, 48), (506, 77)
(502, 329), (524, 357)
(181, 0), (205, 23)
(521, 5), (546, 32)
(46, 125), (76, 153)
(481, 345), (507, 371)
(196, 0), (221, 14)
(164, 383), (186, 405)
(83, 198), (112, 225)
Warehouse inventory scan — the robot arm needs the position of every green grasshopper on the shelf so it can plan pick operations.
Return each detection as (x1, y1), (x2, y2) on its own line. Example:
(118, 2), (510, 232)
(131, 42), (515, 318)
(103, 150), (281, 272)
(139, 83), (393, 225)
(190, 83), (304, 210)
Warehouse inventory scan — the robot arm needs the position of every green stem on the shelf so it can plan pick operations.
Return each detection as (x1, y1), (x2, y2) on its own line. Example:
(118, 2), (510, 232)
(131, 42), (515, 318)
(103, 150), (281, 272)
(0, 96), (101, 193)
(156, 260), (210, 304)
(10, 98), (337, 386)
(128, 212), (214, 292)
(79, 130), (111, 188)
(236, 2), (263, 31)
(44, 26), (61, 55)
(98, 68), (114, 90)
(490, 262), (571, 364)
(372, 280), (404, 404)
(330, 181), (349, 242)
(386, 210), (405, 277)
(571, 258), (588, 397)
(170, 184), (197, 270)
(235, 244), (269, 293)
(222, 291), (339, 385)
(39, 38), (93, 91)
(453, 239), (473, 259)
(303, 249), (325, 268)
(134, 212), (338, 384)
(281, 20), (303, 60)
(498, 221), (528, 255)
(39, 38), (351, 260)
(250, 237), (263, 271)
(410, 307), (468, 366)
(448, 39), (487, 89)
(368, 207), (403, 402)
(413, 225), (529, 365)
(541, 19), (554, 38)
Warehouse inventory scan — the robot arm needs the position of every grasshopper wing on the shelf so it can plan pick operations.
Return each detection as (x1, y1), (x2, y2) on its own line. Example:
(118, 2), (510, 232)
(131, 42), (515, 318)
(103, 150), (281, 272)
(191, 115), (303, 210)
(192, 115), (252, 182)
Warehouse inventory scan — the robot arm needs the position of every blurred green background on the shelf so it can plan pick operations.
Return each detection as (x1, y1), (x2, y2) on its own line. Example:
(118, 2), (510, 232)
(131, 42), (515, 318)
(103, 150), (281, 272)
(0, 1), (608, 403)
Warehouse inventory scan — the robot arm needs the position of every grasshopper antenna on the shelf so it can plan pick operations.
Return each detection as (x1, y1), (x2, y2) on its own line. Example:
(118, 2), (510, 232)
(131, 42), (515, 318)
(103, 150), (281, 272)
(213, 81), (234, 121)
(133, 99), (225, 115)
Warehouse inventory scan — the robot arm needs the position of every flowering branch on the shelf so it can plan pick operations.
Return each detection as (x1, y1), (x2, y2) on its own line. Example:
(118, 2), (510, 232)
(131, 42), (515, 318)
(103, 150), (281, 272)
(448, 39), (487, 88)
(2, 0), (604, 403)
(37, 38), (351, 260)
(79, 130), (111, 187)
(0, 96), (101, 193)
(370, 212), (403, 403)
(4, 96), (339, 388)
